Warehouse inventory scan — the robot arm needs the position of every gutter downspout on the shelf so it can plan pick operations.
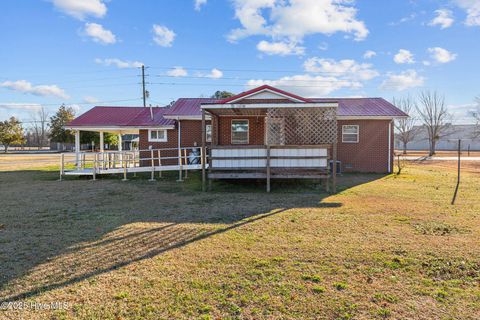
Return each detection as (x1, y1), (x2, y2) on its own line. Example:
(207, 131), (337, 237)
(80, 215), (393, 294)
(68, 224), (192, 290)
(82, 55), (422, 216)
(388, 120), (392, 173)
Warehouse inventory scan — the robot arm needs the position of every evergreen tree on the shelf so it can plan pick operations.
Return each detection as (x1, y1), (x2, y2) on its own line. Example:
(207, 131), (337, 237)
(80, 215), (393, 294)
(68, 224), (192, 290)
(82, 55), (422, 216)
(49, 104), (75, 143)
(211, 91), (235, 99)
(0, 117), (25, 152)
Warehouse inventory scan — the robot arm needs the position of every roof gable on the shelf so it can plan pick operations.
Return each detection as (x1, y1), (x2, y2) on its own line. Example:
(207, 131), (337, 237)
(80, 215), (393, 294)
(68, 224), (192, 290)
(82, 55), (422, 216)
(68, 106), (175, 127)
(220, 85), (310, 103)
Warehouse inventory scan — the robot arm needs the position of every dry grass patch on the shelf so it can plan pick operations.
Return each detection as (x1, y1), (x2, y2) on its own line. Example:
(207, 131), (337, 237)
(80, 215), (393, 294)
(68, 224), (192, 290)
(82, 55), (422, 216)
(0, 161), (479, 319)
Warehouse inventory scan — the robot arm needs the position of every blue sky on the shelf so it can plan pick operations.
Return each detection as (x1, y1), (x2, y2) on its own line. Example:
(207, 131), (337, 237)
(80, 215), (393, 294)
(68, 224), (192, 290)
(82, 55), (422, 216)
(1, 0), (479, 124)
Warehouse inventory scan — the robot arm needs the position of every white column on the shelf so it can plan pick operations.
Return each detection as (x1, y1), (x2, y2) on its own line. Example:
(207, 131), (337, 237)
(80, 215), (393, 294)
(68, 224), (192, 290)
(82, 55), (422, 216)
(118, 133), (123, 168)
(99, 131), (104, 152)
(75, 130), (81, 168)
(118, 133), (123, 151)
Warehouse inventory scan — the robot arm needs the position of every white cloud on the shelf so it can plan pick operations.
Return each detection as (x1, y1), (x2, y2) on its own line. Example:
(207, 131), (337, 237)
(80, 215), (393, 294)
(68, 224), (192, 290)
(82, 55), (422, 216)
(95, 58), (143, 68)
(428, 47), (458, 64)
(256, 40), (305, 56)
(51, 0), (107, 20)
(246, 57), (378, 97)
(247, 74), (361, 97)
(0, 103), (42, 112)
(205, 68), (223, 79)
(194, 0), (207, 11)
(389, 13), (417, 26)
(381, 70), (425, 91)
(83, 96), (98, 104)
(196, 68), (224, 79)
(429, 9), (454, 29)
(167, 67), (188, 77)
(454, 0), (480, 26)
(152, 24), (176, 47)
(228, 0), (369, 51)
(304, 58), (379, 81)
(84, 23), (116, 44)
(363, 50), (376, 59)
(0, 80), (69, 99)
(318, 42), (328, 51)
(393, 49), (415, 64)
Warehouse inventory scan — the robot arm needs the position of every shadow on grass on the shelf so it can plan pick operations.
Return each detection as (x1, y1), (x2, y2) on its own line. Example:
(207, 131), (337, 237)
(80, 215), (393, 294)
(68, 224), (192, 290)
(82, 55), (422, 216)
(0, 169), (384, 302)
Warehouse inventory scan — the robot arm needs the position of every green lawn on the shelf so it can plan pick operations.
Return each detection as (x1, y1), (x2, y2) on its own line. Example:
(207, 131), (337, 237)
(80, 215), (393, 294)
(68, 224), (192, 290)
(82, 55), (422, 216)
(0, 161), (479, 319)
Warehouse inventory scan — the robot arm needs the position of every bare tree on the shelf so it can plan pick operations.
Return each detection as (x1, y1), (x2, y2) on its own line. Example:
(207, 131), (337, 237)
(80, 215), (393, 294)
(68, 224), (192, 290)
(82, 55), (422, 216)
(416, 90), (449, 156)
(30, 106), (49, 149)
(393, 96), (417, 154)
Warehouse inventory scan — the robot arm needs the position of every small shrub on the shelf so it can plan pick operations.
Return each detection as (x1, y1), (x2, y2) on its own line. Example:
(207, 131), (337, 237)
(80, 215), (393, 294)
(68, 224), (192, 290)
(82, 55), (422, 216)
(335, 302), (357, 320)
(198, 304), (213, 314)
(413, 221), (464, 236)
(312, 286), (326, 294)
(113, 291), (129, 300)
(384, 257), (406, 270)
(372, 293), (398, 304)
(334, 282), (348, 291)
(422, 258), (480, 281)
(377, 308), (391, 318)
(435, 289), (449, 302)
(302, 274), (322, 283)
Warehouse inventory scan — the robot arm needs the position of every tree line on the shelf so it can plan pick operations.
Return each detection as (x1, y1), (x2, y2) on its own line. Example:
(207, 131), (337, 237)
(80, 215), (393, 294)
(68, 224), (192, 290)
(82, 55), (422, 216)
(394, 91), (479, 156)
(0, 105), (118, 152)
(1, 90), (478, 154)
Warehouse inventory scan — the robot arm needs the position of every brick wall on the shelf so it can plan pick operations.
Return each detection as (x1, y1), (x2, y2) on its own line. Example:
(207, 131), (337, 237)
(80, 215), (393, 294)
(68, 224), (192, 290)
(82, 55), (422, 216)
(337, 120), (393, 173)
(138, 118), (393, 173)
(217, 116), (265, 145)
(138, 120), (209, 166)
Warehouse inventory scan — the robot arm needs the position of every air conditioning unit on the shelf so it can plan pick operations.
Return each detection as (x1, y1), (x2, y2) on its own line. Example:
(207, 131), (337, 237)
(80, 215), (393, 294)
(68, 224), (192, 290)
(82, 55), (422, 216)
(329, 160), (342, 175)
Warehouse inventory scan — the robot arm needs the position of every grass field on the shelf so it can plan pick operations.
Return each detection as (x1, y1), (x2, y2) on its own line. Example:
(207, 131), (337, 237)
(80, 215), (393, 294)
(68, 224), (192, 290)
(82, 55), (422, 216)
(0, 156), (479, 319)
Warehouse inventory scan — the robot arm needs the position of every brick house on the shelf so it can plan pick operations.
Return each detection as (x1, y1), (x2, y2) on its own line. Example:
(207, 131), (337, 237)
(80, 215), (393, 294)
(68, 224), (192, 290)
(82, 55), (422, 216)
(67, 85), (407, 178)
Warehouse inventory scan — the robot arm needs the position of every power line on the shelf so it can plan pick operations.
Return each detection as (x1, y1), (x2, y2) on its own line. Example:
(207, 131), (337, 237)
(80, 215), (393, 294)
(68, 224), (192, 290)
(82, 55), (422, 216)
(8, 98), (142, 107)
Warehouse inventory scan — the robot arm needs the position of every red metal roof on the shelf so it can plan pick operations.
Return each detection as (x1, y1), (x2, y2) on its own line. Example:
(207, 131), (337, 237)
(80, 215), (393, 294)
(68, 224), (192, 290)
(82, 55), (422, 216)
(68, 106), (175, 127)
(163, 98), (218, 117)
(164, 97), (407, 117)
(311, 98), (408, 117)
(219, 84), (311, 103)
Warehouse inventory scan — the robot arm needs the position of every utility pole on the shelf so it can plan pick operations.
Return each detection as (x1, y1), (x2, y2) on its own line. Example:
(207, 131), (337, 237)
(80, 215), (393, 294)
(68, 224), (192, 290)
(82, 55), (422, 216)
(142, 65), (146, 107)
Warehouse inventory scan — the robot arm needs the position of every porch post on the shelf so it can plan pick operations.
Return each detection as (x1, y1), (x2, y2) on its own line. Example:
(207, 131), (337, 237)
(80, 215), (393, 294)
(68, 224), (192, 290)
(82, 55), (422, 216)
(201, 109), (206, 191)
(332, 141), (337, 193)
(118, 133), (123, 152)
(177, 119), (183, 182)
(118, 132), (123, 168)
(75, 130), (80, 169)
(99, 131), (104, 152)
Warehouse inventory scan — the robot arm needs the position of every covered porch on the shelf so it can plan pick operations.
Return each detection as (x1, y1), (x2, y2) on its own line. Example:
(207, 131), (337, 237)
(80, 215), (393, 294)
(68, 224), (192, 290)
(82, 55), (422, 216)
(200, 101), (339, 192)
(65, 126), (141, 169)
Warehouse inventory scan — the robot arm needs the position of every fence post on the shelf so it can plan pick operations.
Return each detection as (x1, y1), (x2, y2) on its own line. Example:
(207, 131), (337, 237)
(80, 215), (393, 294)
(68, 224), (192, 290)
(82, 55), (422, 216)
(92, 153), (97, 181)
(149, 149), (155, 181)
(266, 145), (271, 192)
(177, 146), (183, 182)
(59, 153), (64, 181)
(184, 148), (188, 179)
(133, 151), (137, 177)
(158, 150), (162, 178)
(122, 151), (128, 181)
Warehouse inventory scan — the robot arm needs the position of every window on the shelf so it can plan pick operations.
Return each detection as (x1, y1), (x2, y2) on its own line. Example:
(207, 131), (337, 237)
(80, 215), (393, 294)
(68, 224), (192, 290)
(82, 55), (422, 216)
(342, 125), (359, 143)
(231, 120), (249, 144)
(206, 124), (212, 143)
(148, 129), (167, 142)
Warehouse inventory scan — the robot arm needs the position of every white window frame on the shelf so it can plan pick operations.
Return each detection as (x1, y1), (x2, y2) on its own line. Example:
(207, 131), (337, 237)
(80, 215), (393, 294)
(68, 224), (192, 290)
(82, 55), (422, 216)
(231, 119), (249, 144)
(342, 125), (359, 143)
(148, 129), (168, 142)
(206, 124), (212, 143)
